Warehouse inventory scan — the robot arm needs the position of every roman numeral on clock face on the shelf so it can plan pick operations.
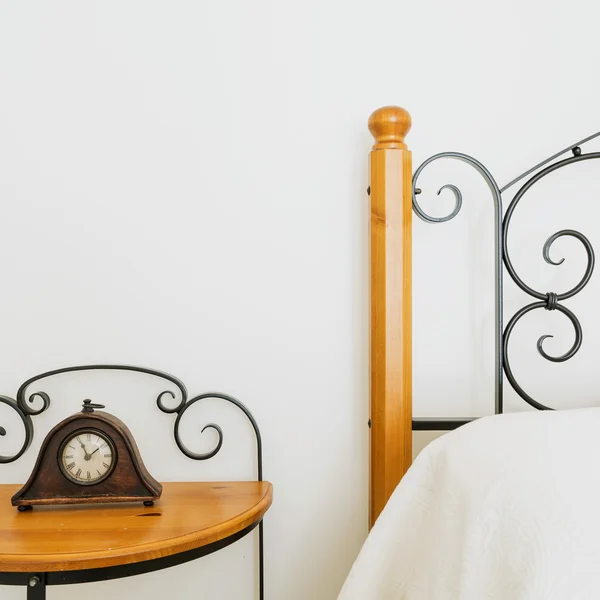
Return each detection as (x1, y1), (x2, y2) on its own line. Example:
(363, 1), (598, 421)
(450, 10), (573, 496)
(61, 432), (115, 484)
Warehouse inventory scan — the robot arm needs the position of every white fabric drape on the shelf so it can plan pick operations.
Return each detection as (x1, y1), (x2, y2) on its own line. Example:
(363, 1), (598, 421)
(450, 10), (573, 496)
(339, 408), (600, 600)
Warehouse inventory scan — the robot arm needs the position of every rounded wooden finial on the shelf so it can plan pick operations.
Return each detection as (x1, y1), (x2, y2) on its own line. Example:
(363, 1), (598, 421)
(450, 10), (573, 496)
(368, 106), (411, 150)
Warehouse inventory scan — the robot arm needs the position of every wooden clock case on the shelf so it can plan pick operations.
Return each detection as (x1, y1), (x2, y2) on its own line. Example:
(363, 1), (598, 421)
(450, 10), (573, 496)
(11, 405), (162, 508)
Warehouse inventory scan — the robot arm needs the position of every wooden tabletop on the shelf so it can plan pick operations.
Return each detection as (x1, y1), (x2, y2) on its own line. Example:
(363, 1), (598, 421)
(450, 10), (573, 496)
(0, 481), (272, 572)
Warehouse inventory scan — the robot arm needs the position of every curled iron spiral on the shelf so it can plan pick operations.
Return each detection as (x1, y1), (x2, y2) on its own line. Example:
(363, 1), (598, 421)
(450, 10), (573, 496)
(16, 364), (187, 411)
(412, 152), (503, 223)
(157, 391), (263, 480)
(412, 151), (505, 413)
(502, 154), (599, 302)
(501, 152), (599, 409)
(502, 301), (583, 411)
(0, 395), (35, 463)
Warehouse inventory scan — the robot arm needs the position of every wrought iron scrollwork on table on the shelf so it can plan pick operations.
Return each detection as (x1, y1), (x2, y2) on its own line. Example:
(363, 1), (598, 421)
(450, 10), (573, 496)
(0, 364), (263, 479)
(157, 390), (263, 480)
(0, 385), (52, 464)
(413, 134), (600, 412)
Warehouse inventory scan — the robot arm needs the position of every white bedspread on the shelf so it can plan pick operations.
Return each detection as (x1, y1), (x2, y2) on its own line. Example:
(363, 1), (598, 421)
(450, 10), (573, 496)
(338, 408), (600, 600)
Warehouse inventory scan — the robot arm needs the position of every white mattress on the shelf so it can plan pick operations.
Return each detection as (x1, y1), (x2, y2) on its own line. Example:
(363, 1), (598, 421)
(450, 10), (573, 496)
(338, 408), (600, 600)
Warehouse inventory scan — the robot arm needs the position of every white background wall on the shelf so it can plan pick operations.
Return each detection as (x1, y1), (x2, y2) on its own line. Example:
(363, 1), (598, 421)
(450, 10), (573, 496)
(0, 1), (599, 599)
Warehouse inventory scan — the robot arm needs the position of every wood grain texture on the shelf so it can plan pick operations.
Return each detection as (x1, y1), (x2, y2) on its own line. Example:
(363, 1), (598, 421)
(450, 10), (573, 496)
(368, 106), (412, 528)
(0, 481), (272, 572)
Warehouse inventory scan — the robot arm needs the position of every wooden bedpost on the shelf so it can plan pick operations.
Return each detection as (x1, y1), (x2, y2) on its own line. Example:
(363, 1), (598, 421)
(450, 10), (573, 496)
(368, 106), (412, 527)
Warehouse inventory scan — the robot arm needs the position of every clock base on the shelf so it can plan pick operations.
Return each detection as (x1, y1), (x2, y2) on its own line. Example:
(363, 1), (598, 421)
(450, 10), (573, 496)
(13, 493), (163, 511)
(13, 494), (162, 510)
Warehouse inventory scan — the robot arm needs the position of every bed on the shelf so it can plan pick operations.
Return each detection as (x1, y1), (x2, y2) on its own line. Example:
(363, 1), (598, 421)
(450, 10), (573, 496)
(338, 106), (600, 599)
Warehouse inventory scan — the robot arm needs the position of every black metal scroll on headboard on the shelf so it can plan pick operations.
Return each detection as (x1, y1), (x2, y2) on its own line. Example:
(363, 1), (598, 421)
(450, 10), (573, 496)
(411, 131), (600, 428)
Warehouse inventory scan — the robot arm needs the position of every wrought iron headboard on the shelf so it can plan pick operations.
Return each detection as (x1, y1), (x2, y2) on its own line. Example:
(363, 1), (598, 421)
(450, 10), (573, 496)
(413, 135), (599, 415)
(367, 105), (600, 525)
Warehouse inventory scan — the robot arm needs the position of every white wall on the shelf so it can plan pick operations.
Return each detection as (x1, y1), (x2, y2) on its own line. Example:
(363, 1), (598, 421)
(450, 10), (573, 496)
(0, 1), (599, 599)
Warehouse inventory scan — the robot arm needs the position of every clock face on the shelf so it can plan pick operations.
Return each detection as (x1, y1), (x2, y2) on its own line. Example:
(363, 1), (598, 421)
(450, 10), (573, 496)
(58, 429), (117, 486)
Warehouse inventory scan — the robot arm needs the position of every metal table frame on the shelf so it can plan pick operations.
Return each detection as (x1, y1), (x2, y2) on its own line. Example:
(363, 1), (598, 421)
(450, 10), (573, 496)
(0, 365), (266, 600)
(2, 520), (262, 600)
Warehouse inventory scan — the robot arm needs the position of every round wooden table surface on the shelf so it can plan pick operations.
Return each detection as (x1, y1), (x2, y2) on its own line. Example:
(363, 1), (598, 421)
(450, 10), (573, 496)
(0, 481), (272, 572)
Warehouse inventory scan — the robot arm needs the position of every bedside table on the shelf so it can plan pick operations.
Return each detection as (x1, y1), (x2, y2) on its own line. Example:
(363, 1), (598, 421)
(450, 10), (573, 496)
(0, 481), (272, 599)
(0, 365), (270, 599)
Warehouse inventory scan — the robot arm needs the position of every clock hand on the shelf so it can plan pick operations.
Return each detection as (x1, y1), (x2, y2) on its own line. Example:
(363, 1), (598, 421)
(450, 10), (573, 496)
(77, 438), (91, 460)
(89, 446), (101, 457)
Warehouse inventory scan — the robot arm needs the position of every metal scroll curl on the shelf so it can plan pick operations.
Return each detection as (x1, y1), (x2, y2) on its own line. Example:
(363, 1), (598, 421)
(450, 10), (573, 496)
(157, 391), (263, 481)
(0, 395), (36, 463)
(412, 151), (503, 225)
(502, 155), (599, 302)
(0, 390), (51, 463)
(412, 152), (505, 413)
(155, 387), (266, 599)
(501, 152), (599, 409)
(17, 364), (188, 412)
(502, 301), (583, 411)
(0, 372), (53, 462)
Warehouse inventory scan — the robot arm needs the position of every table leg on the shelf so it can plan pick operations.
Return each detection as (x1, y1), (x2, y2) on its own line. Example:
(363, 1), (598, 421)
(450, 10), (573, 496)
(259, 521), (264, 600)
(27, 574), (45, 600)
